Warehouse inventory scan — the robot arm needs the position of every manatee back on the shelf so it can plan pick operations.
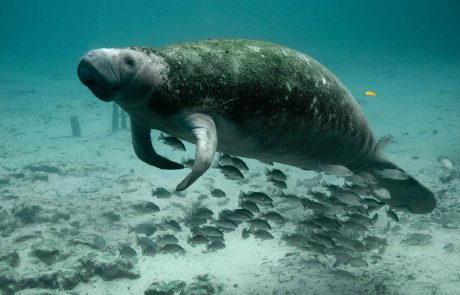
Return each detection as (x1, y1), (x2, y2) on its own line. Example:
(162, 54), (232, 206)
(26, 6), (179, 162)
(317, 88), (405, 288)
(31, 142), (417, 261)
(153, 39), (376, 168)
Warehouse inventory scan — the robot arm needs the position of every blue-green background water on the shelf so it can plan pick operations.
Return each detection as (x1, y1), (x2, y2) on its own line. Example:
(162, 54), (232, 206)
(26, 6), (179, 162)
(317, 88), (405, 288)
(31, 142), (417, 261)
(2, 0), (460, 64)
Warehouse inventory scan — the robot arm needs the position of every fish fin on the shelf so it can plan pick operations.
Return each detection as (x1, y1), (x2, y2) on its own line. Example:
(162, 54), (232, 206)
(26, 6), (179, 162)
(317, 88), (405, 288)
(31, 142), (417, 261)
(375, 134), (392, 152)
(176, 113), (217, 191)
(371, 213), (378, 223)
(211, 158), (221, 169)
(158, 132), (165, 141)
(368, 158), (436, 214)
(130, 118), (183, 170)
(264, 167), (270, 175)
(296, 179), (303, 187)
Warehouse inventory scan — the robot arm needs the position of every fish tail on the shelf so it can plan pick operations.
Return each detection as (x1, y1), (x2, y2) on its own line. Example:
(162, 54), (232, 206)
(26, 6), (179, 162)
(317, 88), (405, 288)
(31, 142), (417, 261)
(371, 213), (378, 223)
(217, 153), (224, 165)
(366, 157), (436, 214)
(237, 196), (243, 207)
(264, 167), (270, 176)
(375, 134), (392, 153)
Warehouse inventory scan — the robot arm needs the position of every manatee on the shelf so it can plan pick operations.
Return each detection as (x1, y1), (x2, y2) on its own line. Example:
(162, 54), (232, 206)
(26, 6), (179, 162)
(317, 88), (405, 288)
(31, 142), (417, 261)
(77, 39), (436, 213)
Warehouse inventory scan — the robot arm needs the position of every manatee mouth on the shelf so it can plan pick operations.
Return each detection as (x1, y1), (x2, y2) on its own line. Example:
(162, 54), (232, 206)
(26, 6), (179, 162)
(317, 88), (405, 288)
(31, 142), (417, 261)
(77, 52), (121, 102)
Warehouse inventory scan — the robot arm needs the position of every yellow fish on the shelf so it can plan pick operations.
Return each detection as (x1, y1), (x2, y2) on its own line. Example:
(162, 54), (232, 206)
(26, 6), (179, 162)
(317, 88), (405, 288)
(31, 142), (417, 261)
(364, 91), (377, 97)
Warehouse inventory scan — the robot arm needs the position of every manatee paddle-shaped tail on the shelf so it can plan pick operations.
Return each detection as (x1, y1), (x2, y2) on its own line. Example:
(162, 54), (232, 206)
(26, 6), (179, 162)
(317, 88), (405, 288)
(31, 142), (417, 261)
(364, 137), (436, 214)
(130, 118), (184, 170)
(175, 113), (217, 191)
(368, 157), (436, 214)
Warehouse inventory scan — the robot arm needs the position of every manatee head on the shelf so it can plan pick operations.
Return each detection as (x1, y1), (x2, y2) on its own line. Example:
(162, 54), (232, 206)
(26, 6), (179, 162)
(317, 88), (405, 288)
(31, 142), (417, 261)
(77, 48), (167, 107)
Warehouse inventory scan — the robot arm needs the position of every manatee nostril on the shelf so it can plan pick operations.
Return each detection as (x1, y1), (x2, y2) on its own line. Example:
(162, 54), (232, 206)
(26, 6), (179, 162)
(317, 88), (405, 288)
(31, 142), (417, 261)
(124, 56), (134, 66)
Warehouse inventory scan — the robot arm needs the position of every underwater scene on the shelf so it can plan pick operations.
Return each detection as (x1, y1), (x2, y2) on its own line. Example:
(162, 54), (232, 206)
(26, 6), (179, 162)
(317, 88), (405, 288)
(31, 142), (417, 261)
(0, 1), (459, 294)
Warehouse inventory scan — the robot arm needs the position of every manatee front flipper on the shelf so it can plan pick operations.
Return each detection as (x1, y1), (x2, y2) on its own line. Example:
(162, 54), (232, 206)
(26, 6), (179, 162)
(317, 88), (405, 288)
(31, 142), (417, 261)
(131, 118), (184, 170)
(176, 113), (217, 191)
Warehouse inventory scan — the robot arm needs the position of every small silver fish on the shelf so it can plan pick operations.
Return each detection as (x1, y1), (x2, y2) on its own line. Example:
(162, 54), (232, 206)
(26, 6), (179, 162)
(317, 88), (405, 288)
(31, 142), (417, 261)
(279, 192), (306, 208)
(443, 242), (454, 253)
(160, 244), (185, 254)
(248, 218), (272, 230)
(194, 207), (214, 219)
(137, 236), (157, 249)
(342, 219), (368, 232)
(128, 223), (157, 236)
(373, 187), (391, 201)
(157, 234), (179, 247)
(345, 174), (368, 187)
(269, 178), (287, 189)
(347, 213), (374, 227)
(261, 211), (285, 224)
(254, 229), (274, 240)
(187, 216), (207, 226)
(119, 244), (137, 259)
(165, 220), (182, 231)
(320, 164), (353, 177)
(401, 233), (432, 246)
(221, 209), (253, 222)
(218, 153), (234, 166)
(281, 233), (309, 248)
(214, 218), (238, 229)
(239, 191), (273, 205)
(296, 174), (322, 188)
(356, 171), (377, 185)
(211, 188), (226, 198)
(181, 157), (195, 168)
(333, 191), (361, 206)
(188, 234), (209, 245)
(158, 132), (186, 151)
(242, 228), (251, 239)
(386, 207), (399, 222)
(439, 157), (454, 170)
(311, 233), (335, 248)
(130, 201), (160, 213)
(265, 167), (287, 181)
(217, 164), (244, 180)
(240, 201), (260, 213)
(349, 257), (368, 267)
(151, 187), (171, 198)
(207, 240), (226, 251)
(231, 156), (249, 171)
(199, 226), (224, 237)
(374, 169), (408, 181)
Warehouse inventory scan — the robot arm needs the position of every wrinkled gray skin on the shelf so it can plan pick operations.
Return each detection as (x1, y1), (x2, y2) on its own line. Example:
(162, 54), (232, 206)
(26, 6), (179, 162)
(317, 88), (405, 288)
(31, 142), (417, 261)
(77, 39), (436, 214)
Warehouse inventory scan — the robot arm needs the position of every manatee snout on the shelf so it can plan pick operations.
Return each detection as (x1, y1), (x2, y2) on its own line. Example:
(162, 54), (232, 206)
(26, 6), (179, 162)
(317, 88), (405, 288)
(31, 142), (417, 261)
(77, 49), (121, 102)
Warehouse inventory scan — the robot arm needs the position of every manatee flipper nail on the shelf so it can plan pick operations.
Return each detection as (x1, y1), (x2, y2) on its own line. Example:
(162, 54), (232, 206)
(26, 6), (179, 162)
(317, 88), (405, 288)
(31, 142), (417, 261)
(176, 113), (217, 191)
(130, 118), (184, 170)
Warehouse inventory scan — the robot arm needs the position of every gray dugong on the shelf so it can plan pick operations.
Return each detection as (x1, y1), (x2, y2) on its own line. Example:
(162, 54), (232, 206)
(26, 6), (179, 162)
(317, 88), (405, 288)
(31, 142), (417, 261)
(77, 39), (436, 214)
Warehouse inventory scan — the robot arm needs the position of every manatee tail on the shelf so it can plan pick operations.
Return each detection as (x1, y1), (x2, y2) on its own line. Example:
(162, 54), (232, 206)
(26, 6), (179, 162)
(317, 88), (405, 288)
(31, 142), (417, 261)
(364, 139), (436, 214)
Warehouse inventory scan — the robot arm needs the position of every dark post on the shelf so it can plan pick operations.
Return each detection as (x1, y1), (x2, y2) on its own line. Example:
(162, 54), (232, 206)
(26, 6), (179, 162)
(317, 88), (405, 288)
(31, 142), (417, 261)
(70, 116), (81, 137)
(121, 110), (127, 129)
(112, 102), (119, 132)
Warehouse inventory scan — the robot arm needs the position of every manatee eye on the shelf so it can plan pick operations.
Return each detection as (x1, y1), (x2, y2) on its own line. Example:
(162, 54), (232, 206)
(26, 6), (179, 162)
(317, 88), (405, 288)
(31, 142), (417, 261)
(124, 55), (135, 67)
